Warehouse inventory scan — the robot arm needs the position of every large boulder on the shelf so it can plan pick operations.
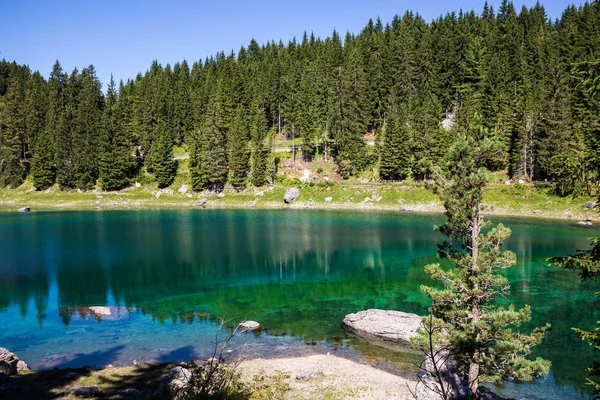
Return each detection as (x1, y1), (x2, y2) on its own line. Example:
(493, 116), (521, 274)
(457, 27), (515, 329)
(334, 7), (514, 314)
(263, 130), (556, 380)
(342, 309), (421, 345)
(284, 187), (300, 204)
(584, 201), (596, 209)
(164, 366), (191, 392)
(0, 348), (19, 376)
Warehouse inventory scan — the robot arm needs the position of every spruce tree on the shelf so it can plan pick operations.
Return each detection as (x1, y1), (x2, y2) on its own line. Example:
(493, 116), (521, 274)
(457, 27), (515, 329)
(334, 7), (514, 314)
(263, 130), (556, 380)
(56, 68), (79, 190)
(30, 128), (55, 190)
(379, 105), (410, 180)
(228, 106), (250, 189)
(420, 114), (550, 399)
(152, 119), (176, 188)
(250, 101), (269, 187)
(0, 75), (26, 187)
(99, 76), (130, 191)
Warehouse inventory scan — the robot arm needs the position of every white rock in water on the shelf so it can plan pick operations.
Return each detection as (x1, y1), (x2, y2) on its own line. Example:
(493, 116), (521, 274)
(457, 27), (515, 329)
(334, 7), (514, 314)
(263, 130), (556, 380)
(342, 309), (421, 345)
(237, 321), (261, 331)
(88, 306), (111, 316)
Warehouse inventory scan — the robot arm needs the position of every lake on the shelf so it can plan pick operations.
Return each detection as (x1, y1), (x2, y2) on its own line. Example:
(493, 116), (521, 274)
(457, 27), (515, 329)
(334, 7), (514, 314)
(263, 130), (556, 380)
(0, 209), (597, 399)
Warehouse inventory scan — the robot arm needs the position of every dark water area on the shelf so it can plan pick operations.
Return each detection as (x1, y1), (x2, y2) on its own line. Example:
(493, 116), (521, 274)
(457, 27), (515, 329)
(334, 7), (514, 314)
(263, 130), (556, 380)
(0, 209), (597, 399)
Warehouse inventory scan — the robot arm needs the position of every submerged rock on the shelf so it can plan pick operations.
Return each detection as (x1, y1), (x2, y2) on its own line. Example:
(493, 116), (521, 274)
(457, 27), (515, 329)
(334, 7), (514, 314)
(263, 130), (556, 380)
(88, 306), (111, 317)
(237, 321), (261, 331)
(342, 309), (421, 345)
(0, 348), (19, 376)
(284, 187), (300, 204)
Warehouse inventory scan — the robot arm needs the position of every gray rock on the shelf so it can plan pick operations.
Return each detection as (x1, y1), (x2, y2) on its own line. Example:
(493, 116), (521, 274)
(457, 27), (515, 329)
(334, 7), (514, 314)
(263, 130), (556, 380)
(566, 213), (573, 219)
(578, 221), (588, 226)
(324, 197), (333, 203)
(295, 367), (324, 381)
(178, 185), (189, 194)
(237, 321), (261, 331)
(586, 217), (593, 222)
(70, 386), (102, 397)
(198, 198), (207, 208)
(16, 360), (28, 372)
(416, 351), (467, 400)
(135, 182), (141, 187)
(17, 206), (30, 213)
(250, 200), (257, 208)
(165, 366), (191, 392)
(120, 388), (144, 397)
(155, 192), (161, 199)
(284, 187), (300, 204)
(217, 192), (225, 199)
(88, 306), (111, 317)
(342, 309), (421, 345)
(65, 371), (82, 379)
(0, 348), (19, 376)
(533, 210), (540, 214)
(584, 201), (596, 209)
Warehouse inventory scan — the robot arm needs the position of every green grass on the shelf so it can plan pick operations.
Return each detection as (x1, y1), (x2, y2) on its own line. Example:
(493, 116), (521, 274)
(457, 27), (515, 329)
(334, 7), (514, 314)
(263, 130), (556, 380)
(0, 177), (596, 221)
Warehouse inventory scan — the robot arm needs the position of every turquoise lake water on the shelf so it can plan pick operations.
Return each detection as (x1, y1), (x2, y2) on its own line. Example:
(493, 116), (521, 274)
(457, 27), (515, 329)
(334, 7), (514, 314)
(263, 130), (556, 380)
(0, 209), (598, 399)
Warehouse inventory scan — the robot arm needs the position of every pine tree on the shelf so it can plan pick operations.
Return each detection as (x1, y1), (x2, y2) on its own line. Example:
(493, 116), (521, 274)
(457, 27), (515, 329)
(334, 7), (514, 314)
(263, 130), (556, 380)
(420, 115), (550, 399)
(228, 106), (250, 189)
(99, 76), (130, 191)
(189, 98), (228, 192)
(56, 68), (79, 190)
(30, 128), (55, 190)
(152, 119), (176, 189)
(249, 101), (269, 187)
(0, 75), (27, 187)
(379, 105), (410, 180)
(335, 34), (367, 178)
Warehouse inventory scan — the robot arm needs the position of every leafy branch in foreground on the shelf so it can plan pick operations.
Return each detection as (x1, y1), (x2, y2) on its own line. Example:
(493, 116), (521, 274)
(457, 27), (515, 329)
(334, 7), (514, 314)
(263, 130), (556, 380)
(420, 115), (550, 400)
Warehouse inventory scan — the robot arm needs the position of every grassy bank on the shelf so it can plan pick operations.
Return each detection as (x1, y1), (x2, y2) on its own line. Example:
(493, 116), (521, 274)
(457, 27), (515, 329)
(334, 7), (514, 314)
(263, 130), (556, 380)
(0, 179), (596, 222)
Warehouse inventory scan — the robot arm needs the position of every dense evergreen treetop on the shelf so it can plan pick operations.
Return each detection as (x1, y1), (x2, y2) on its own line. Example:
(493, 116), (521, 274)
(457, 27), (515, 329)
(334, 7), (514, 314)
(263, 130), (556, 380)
(0, 1), (599, 192)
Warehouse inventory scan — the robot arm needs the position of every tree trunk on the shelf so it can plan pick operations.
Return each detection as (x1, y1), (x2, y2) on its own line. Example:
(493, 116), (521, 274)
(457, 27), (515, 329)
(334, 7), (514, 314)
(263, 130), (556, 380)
(469, 207), (482, 399)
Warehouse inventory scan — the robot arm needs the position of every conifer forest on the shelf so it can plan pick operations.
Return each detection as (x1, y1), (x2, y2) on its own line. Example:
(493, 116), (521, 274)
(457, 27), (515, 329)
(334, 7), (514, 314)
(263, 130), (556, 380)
(1, 0), (599, 195)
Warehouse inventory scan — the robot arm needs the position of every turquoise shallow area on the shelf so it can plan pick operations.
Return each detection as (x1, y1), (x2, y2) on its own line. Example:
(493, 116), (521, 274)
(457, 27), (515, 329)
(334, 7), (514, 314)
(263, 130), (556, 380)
(0, 209), (598, 399)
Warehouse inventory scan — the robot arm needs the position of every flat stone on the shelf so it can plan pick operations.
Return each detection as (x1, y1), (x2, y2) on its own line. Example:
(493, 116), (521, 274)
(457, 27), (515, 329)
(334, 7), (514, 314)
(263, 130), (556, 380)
(70, 385), (102, 397)
(342, 309), (421, 345)
(295, 367), (324, 381)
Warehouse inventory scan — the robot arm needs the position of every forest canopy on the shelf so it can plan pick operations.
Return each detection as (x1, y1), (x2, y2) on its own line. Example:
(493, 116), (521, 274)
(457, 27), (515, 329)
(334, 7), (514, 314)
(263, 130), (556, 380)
(0, 0), (599, 194)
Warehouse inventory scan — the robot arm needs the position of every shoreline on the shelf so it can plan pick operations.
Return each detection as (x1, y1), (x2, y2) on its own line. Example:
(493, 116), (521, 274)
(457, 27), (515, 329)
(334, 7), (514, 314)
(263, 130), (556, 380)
(0, 194), (596, 223)
(2, 353), (418, 400)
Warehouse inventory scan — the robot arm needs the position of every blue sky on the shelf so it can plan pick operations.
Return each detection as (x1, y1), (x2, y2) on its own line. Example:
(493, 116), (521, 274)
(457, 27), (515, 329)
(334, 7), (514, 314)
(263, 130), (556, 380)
(0, 0), (580, 87)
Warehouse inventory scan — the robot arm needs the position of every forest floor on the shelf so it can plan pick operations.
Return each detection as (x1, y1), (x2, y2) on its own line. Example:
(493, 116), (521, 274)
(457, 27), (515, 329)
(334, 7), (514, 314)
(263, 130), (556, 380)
(2, 354), (416, 399)
(0, 177), (596, 222)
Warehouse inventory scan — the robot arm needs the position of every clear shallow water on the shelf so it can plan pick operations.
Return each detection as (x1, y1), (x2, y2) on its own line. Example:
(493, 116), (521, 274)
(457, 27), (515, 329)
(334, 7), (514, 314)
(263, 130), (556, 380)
(0, 209), (598, 399)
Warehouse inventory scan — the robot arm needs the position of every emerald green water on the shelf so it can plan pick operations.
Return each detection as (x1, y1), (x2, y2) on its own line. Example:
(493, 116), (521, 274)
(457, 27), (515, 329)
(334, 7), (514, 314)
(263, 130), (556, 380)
(0, 209), (597, 398)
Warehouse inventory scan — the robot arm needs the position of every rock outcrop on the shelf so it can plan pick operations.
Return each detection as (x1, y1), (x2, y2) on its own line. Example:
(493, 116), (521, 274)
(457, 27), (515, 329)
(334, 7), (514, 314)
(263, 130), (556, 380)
(342, 309), (421, 345)
(0, 348), (19, 376)
(284, 188), (300, 204)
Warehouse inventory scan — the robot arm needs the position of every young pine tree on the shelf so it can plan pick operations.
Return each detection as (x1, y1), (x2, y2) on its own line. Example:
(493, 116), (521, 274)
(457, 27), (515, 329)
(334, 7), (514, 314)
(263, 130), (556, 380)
(420, 114), (551, 399)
